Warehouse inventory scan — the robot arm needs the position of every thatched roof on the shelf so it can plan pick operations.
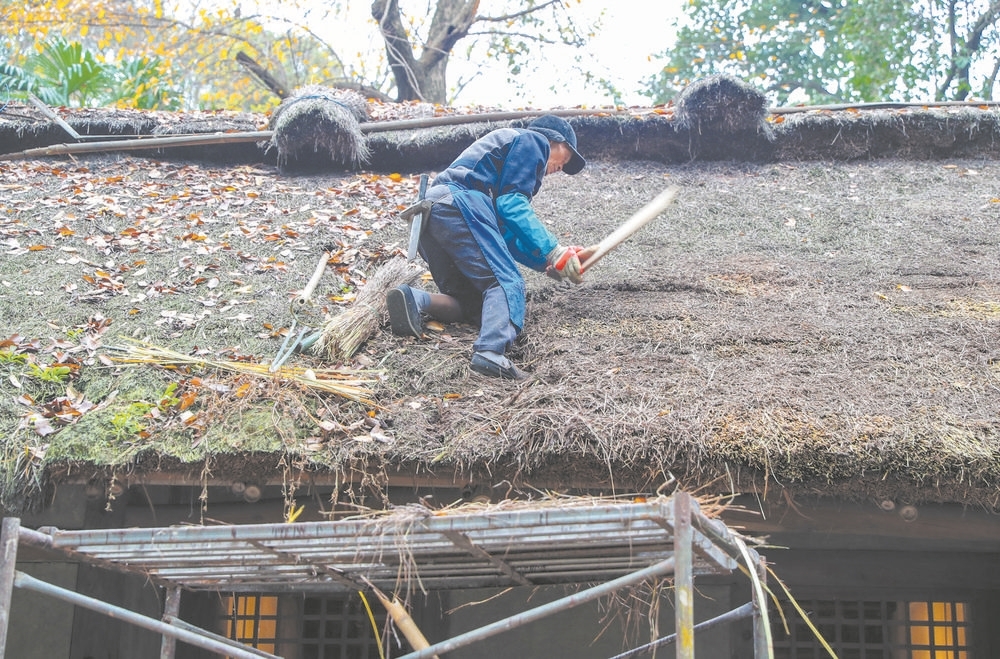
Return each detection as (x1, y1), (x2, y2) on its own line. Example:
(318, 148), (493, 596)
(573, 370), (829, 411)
(1, 84), (998, 515)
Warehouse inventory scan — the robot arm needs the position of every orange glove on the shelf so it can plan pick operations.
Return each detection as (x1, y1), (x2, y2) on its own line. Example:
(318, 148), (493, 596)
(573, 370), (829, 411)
(546, 245), (584, 284)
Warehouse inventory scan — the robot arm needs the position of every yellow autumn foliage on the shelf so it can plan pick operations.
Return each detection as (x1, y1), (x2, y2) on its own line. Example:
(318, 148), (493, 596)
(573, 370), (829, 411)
(2, 0), (347, 112)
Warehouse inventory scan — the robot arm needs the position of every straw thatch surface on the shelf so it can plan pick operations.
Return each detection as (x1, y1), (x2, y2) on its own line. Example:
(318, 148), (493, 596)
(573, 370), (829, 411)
(0, 91), (998, 515)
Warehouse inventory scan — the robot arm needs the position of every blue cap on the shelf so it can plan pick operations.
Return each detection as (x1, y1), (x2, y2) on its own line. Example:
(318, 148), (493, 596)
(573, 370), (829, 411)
(527, 115), (586, 175)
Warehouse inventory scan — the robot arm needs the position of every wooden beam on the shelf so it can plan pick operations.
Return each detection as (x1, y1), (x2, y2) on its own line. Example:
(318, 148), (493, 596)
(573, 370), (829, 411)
(724, 495), (1000, 552)
(763, 549), (1000, 594)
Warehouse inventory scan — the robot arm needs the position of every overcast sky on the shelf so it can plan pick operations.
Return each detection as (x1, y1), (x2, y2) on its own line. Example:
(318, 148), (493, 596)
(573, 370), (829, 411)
(312, 1), (685, 108)
(452, 1), (685, 108)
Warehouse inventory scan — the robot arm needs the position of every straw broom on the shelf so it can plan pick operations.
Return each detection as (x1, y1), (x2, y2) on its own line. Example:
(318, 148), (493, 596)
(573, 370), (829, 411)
(318, 257), (424, 361)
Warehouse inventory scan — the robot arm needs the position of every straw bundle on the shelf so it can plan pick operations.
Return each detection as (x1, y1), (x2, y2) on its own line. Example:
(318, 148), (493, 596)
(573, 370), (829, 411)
(111, 340), (376, 405)
(674, 74), (770, 134)
(318, 257), (424, 361)
(269, 85), (370, 171)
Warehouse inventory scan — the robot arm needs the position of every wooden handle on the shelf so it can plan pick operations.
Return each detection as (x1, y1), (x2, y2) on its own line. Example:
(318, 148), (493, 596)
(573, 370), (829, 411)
(581, 185), (679, 272)
(291, 251), (331, 312)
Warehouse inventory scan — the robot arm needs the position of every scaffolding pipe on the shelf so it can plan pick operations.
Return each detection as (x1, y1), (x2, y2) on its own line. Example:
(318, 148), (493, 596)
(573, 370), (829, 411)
(398, 556), (677, 659)
(17, 525), (173, 587)
(0, 518), (20, 659)
(608, 602), (756, 659)
(159, 587), (182, 659)
(12, 572), (269, 659)
(673, 492), (694, 659)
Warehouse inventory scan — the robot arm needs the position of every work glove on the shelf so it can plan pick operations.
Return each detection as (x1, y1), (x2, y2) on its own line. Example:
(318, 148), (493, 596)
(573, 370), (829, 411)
(546, 244), (584, 284)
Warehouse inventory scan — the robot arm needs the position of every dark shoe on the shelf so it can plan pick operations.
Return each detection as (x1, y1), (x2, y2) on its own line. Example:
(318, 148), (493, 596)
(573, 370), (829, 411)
(470, 352), (527, 380)
(386, 285), (423, 337)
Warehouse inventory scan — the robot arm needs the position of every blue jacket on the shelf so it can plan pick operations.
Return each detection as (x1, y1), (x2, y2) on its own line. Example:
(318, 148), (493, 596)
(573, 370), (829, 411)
(433, 127), (559, 271)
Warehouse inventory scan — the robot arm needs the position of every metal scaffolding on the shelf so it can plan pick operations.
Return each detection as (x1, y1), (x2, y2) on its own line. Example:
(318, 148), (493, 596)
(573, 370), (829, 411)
(0, 491), (771, 658)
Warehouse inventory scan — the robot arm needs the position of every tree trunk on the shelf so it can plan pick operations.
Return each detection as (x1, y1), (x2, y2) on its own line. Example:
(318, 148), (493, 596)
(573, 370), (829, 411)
(371, 0), (479, 103)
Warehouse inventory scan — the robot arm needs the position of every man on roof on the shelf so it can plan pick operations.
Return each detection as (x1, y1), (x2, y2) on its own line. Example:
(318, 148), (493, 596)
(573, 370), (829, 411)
(386, 114), (594, 380)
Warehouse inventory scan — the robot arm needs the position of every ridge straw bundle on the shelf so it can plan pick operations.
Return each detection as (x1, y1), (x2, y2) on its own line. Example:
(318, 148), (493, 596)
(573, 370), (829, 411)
(318, 256), (424, 361)
(268, 85), (370, 171)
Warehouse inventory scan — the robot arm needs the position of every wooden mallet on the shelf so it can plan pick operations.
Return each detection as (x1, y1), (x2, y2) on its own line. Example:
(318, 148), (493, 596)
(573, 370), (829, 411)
(581, 185), (679, 272)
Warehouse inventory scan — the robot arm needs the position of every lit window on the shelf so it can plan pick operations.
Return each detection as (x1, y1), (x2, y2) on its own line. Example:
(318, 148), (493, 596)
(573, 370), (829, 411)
(771, 599), (971, 658)
(224, 594), (279, 654)
(222, 593), (385, 659)
(905, 601), (969, 659)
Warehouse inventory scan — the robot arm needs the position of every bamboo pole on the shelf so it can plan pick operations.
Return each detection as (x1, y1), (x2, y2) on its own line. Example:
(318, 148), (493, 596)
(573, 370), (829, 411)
(0, 131), (274, 161)
(369, 585), (440, 659)
(27, 94), (81, 140)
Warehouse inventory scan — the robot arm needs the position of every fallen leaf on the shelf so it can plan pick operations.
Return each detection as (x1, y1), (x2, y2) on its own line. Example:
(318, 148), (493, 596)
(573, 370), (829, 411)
(179, 390), (197, 411)
(317, 419), (343, 433)
(370, 427), (393, 444)
(29, 415), (56, 436)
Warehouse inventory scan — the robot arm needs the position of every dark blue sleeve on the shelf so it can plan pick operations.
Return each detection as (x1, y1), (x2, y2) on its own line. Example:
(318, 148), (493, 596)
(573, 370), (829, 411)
(496, 132), (548, 198)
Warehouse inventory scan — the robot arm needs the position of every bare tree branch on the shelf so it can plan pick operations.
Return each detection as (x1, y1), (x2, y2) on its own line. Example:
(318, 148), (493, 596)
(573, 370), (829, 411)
(474, 0), (563, 23)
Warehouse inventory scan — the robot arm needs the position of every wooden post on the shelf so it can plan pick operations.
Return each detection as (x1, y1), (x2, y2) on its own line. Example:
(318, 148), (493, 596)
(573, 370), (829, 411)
(673, 493), (694, 659)
(159, 586), (182, 659)
(0, 518), (21, 659)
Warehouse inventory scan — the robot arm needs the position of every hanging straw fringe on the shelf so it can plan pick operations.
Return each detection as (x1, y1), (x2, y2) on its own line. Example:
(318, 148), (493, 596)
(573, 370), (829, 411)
(319, 257), (425, 361)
